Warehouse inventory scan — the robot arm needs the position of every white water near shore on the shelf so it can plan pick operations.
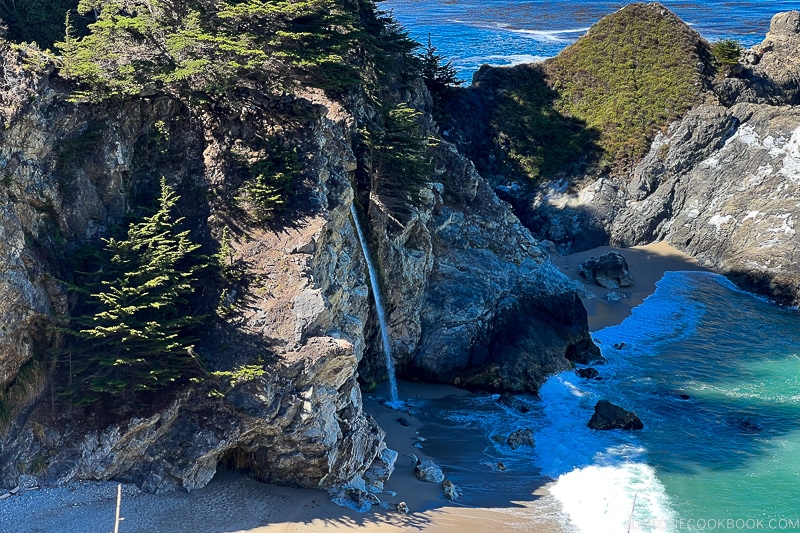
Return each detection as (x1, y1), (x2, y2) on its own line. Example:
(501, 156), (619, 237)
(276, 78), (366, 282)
(539, 268), (800, 532)
(7, 243), (786, 532)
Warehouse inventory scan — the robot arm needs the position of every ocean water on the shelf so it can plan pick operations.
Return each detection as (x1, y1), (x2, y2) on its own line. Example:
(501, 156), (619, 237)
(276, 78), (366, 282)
(382, 0), (799, 80)
(409, 271), (800, 532)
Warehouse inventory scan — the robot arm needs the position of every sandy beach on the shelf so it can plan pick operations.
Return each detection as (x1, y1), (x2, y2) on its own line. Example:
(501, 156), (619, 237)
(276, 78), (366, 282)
(553, 242), (706, 331)
(0, 242), (699, 533)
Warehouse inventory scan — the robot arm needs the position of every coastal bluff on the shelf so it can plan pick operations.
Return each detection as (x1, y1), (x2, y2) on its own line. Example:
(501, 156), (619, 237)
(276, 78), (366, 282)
(0, 0), (594, 502)
(445, 5), (800, 307)
(0, 0), (798, 511)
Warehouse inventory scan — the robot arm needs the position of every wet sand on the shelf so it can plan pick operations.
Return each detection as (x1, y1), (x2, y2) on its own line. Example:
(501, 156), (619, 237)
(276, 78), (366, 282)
(553, 241), (706, 332)
(0, 381), (568, 533)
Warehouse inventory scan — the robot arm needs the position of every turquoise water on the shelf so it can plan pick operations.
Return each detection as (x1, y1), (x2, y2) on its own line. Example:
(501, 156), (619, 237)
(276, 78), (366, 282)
(539, 272), (800, 532)
(411, 272), (800, 532)
(382, 0), (798, 80)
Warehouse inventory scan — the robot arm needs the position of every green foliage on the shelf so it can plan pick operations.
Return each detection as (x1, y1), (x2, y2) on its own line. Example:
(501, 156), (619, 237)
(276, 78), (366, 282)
(490, 67), (600, 180)
(0, 0), (88, 50)
(212, 365), (265, 387)
(233, 141), (301, 222)
(63, 178), (206, 403)
(56, 0), (364, 100)
(419, 34), (461, 95)
(476, 4), (710, 181)
(214, 226), (242, 281)
(545, 4), (708, 168)
(360, 103), (433, 217)
(354, 1), (420, 92)
(711, 38), (742, 66)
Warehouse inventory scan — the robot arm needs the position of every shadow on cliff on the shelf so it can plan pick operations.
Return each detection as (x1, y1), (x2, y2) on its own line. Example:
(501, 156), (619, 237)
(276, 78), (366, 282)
(438, 64), (602, 186)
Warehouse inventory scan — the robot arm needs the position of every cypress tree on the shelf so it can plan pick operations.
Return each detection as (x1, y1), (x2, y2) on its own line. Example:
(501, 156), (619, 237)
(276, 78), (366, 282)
(66, 178), (205, 402)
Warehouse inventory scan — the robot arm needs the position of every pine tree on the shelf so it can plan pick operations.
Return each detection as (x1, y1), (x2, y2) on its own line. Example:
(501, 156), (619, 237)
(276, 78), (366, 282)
(419, 34), (462, 95)
(66, 178), (205, 402)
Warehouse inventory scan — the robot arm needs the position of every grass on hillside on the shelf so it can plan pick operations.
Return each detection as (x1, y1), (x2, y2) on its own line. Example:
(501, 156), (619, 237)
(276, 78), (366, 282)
(479, 3), (714, 182)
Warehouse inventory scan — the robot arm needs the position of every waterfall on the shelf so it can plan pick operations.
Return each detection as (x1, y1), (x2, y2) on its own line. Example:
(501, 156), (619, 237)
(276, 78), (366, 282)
(350, 203), (400, 406)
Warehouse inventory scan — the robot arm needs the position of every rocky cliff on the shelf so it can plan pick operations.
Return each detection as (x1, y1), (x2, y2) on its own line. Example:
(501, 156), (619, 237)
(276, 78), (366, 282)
(462, 8), (800, 307)
(0, 46), (391, 496)
(0, 8), (594, 498)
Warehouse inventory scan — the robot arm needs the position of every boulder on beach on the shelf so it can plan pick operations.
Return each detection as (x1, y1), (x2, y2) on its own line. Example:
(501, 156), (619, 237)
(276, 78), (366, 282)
(588, 400), (644, 430)
(579, 252), (634, 289)
(410, 454), (445, 483)
(329, 486), (380, 512)
(363, 448), (398, 493)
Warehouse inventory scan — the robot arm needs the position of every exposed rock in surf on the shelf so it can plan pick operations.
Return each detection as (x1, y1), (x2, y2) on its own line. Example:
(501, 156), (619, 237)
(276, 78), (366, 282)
(576, 367), (601, 380)
(496, 393), (531, 413)
(442, 478), (463, 501)
(507, 428), (535, 450)
(588, 400), (644, 430)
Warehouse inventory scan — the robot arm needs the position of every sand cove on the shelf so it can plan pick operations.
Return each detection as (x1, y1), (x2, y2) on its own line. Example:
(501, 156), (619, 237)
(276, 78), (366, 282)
(0, 243), (702, 533)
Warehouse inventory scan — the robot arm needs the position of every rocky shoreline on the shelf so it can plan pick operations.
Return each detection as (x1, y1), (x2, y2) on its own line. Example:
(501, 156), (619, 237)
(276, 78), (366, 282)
(0, 3), (799, 530)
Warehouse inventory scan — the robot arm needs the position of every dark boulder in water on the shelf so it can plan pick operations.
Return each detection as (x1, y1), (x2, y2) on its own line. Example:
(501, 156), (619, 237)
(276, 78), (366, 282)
(579, 252), (634, 289)
(733, 417), (763, 433)
(588, 400), (644, 430)
(496, 393), (531, 413)
(507, 428), (535, 450)
(576, 367), (601, 380)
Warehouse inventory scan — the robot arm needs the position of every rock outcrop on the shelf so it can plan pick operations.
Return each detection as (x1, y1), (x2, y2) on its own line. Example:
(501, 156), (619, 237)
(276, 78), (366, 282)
(411, 454), (445, 484)
(588, 400), (644, 430)
(611, 102), (800, 305)
(381, 142), (599, 392)
(0, 26), (596, 496)
(506, 428), (535, 450)
(578, 252), (633, 289)
(721, 11), (800, 106)
(511, 11), (800, 307)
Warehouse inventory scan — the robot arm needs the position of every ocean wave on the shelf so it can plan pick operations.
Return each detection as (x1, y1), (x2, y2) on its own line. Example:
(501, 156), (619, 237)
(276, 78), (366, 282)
(593, 271), (710, 355)
(549, 463), (676, 533)
(479, 54), (551, 66)
(501, 26), (591, 43)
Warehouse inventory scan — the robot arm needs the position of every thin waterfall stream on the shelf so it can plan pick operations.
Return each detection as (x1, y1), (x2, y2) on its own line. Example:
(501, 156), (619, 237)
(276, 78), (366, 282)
(350, 203), (400, 406)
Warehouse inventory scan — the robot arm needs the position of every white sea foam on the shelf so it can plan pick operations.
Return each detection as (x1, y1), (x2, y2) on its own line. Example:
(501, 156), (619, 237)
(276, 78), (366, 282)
(534, 272), (717, 532)
(549, 464), (676, 533)
(505, 26), (591, 43)
(480, 54), (551, 66)
(593, 271), (710, 351)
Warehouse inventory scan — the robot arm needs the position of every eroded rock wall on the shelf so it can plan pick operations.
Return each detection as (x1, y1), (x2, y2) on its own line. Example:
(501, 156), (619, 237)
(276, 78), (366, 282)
(0, 41), (596, 493)
(518, 11), (800, 307)
(0, 49), (386, 494)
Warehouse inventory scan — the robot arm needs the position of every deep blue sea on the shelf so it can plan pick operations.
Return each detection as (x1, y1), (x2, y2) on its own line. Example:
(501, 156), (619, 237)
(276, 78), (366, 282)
(408, 272), (800, 532)
(382, 0), (800, 81)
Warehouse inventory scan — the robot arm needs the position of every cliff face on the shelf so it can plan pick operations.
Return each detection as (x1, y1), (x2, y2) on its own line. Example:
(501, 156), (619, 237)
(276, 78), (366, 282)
(613, 102), (800, 305)
(479, 9), (800, 307)
(0, 24), (595, 494)
(371, 133), (599, 393)
(0, 46), (390, 494)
